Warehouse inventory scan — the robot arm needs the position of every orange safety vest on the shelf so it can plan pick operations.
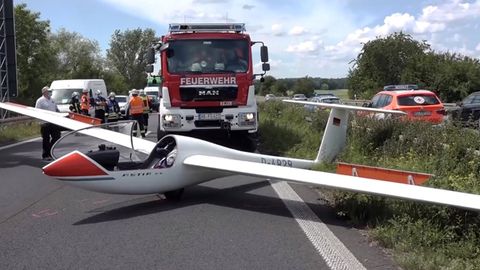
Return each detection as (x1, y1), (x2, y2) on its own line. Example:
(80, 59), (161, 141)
(129, 96), (144, 115)
(81, 94), (90, 110)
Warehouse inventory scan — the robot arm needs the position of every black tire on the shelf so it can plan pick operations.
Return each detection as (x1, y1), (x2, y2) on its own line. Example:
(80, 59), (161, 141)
(164, 188), (184, 201)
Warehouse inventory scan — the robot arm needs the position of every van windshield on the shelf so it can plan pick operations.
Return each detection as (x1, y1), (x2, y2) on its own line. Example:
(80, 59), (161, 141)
(145, 91), (158, 96)
(51, 88), (83, 104)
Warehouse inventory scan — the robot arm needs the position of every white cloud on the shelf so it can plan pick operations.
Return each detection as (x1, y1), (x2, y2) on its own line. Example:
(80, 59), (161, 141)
(271, 23), (285, 36)
(286, 41), (319, 53)
(476, 43), (480, 51)
(288, 26), (307, 36)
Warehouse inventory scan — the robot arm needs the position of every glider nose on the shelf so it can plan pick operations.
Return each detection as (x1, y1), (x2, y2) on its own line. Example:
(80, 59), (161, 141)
(42, 151), (108, 179)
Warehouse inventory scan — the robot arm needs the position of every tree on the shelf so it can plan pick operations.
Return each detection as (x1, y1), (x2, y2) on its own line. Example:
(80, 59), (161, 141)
(258, 75), (276, 96)
(106, 28), (157, 89)
(320, 82), (329, 90)
(292, 76), (315, 96)
(50, 29), (103, 79)
(14, 4), (57, 104)
(347, 32), (430, 98)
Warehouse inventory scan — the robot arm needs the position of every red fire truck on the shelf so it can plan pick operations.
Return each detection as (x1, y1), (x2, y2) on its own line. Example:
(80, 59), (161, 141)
(146, 23), (270, 151)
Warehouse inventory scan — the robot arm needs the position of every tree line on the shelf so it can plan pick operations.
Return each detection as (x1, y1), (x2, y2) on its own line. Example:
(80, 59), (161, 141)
(14, 4), (157, 104)
(255, 76), (347, 97)
(347, 32), (480, 102)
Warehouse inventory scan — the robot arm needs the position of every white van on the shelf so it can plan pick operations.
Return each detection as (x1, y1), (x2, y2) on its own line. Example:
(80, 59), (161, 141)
(49, 79), (108, 113)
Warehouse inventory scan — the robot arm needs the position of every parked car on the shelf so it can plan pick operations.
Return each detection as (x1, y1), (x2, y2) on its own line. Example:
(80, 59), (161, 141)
(304, 96), (341, 111)
(265, 94), (276, 101)
(313, 93), (336, 98)
(292, 94), (308, 101)
(116, 95), (128, 118)
(448, 91), (480, 126)
(365, 89), (445, 124)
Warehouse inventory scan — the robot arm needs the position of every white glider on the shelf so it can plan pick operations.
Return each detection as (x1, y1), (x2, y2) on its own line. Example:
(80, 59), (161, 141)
(1, 101), (479, 211)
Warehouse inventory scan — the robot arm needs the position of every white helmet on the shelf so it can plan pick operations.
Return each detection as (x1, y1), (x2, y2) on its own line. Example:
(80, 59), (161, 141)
(139, 89), (145, 96)
(95, 89), (102, 96)
(72, 91), (79, 98)
(109, 92), (116, 98)
(131, 89), (139, 95)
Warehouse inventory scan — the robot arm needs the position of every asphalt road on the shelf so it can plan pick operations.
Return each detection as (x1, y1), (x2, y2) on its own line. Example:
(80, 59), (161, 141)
(0, 118), (399, 270)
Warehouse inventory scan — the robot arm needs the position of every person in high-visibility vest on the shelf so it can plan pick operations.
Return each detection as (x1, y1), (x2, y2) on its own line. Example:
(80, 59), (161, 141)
(80, 88), (90, 115)
(140, 89), (152, 133)
(126, 89), (145, 138)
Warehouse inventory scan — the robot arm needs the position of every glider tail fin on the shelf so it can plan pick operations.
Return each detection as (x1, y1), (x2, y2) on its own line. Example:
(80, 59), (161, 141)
(314, 107), (349, 164)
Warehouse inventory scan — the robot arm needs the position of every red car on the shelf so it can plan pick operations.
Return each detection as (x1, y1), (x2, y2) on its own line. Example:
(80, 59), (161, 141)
(367, 89), (445, 124)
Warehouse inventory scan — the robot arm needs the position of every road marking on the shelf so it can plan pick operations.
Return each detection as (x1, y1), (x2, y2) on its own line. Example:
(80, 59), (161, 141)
(270, 181), (366, 270)
(0, 137), (41, 151)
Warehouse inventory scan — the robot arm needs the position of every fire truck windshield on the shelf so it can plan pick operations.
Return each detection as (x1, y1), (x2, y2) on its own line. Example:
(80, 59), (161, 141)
(166, 39), (249, 74)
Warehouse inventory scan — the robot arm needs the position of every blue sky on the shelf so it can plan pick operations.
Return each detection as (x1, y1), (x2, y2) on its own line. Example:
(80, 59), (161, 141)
(16, 0), (480, 78)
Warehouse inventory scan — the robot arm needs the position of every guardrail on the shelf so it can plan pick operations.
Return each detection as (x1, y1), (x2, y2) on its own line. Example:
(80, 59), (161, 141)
(0, 116), (33, 124)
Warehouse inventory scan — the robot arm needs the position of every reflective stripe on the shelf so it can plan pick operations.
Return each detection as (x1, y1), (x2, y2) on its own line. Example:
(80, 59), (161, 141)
(80, 95), (90, 110)
(130, 97), (143, 114)
(142, 96), (150, 113)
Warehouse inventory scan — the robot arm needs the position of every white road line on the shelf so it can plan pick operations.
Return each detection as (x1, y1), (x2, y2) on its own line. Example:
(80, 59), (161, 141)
(270, 181), (366, 270)
(0, 137), (41, 151)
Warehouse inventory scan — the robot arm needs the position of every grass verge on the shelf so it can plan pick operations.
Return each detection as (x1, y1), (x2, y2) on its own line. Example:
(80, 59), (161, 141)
(0, 120), (40, 145)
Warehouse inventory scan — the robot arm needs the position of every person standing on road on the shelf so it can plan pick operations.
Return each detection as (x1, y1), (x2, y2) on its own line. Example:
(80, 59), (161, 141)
(94, 90), (107, 123)
(126, 89), (145, 138)
(140, 89), (151, 133)
(106, 92), (120, 123)
(35, 86), (61, 161)
(69, 91), (81, 113)
(80, 88), (90, 115)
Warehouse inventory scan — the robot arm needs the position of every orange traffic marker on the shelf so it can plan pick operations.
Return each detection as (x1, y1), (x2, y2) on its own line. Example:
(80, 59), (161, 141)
(68, 112), (102, 125)
(336, 162), (433, 185)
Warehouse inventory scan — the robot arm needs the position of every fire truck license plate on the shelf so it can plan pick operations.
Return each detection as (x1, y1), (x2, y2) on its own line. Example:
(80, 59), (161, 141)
(198, 113), (221, 120)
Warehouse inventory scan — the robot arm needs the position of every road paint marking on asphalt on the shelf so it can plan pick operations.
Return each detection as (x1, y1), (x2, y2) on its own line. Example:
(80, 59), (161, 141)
(31, 208), (59, 218)
(270, 181), (366, 270)
(0, 137), (41, 151)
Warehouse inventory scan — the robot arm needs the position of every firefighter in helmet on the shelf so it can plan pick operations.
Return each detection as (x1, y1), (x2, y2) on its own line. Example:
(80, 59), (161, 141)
(106, 92), (120, 123)
(94, 90), (107, 123)
(69, 91), (81, 113)
(80, 88), (90, 116)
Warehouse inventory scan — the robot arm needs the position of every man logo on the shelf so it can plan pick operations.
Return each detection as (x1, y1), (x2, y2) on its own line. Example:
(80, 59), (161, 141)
(198, 90), (220, 96)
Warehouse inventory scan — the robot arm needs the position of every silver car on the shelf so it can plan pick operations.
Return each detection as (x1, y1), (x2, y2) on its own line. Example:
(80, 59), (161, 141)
(292, 94), (307, 101)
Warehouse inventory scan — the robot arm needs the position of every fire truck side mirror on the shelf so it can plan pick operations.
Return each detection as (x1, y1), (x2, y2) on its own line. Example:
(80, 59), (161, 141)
(260, 46), (269, 63)
(262, 63), (270, 72)
(145, 65), (154, 73)
(146, 48), (156, 64)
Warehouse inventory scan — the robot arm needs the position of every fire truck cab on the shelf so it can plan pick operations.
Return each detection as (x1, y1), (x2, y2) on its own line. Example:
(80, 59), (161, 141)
(146, 23), (270, 150)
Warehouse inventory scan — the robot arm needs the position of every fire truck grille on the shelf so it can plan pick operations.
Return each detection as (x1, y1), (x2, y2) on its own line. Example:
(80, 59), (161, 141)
(180, 87), (238, 102)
